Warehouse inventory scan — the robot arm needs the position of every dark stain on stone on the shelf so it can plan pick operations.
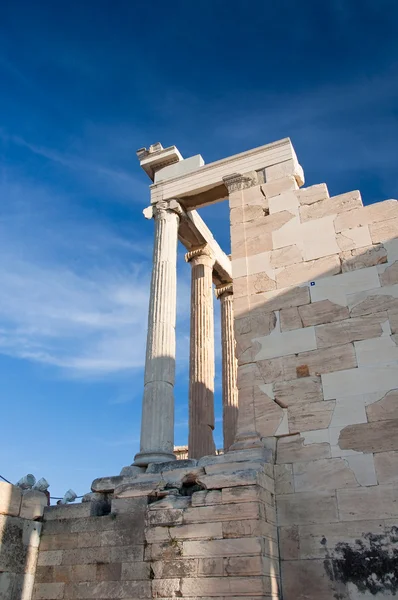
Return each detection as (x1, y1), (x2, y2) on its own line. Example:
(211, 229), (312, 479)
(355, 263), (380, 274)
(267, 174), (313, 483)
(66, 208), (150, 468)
(323, 529), (398, 595)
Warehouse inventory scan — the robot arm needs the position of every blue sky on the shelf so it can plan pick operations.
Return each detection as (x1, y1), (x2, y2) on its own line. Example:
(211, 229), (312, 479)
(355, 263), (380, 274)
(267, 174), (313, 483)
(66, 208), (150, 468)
(1, 0), (397, 499)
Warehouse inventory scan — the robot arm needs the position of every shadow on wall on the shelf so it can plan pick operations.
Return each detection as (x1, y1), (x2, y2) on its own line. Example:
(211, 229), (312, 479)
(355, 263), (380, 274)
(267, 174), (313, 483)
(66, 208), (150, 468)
(233, 225), (398, 600)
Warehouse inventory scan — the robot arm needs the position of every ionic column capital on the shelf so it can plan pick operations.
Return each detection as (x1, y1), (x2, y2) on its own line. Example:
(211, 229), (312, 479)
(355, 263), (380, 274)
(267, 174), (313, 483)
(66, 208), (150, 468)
(185, 244), (215, 268)
(143, 199), (183, 221)
(215, 282), (233, 300)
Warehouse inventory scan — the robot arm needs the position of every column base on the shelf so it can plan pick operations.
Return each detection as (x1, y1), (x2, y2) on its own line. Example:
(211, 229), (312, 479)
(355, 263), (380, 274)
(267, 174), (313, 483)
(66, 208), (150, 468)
(133, 450), (176, 467)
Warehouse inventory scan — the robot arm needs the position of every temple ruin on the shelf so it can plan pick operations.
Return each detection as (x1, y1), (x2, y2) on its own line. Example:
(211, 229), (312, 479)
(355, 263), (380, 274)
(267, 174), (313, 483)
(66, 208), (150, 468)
(1, 137), (398, 599)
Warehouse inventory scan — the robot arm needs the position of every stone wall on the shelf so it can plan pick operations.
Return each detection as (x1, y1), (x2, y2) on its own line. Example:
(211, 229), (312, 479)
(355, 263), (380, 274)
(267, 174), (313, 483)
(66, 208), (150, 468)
(229, 169), (398, 599)
(0, 481), (47, 600)
(31, 449), (279, 599)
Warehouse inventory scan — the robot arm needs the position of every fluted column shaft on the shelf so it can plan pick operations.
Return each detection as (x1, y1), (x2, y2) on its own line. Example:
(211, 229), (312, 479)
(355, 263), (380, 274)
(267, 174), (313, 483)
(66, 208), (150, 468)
(186, 246), (216, 459)
(216, 284), (238, 452)
(134, 199), (182, 466)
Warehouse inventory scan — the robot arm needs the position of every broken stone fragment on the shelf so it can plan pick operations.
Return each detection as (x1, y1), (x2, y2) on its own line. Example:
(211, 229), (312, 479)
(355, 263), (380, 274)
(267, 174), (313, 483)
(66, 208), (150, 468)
(91, 475), (124, 493)
(119, 465), (146, 477)
(146, 459), (197, 474)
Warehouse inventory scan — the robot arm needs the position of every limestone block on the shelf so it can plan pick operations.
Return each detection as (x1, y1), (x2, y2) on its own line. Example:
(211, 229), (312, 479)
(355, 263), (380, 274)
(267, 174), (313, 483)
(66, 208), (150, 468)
(146, 495), (190, 510)
(145, 521), (223, 543)
(37, 551), (63, 567)
(222, 519), (277, 542)
(329, 394), (368, 428)
(183, 502), (259, 524)
(295, 520), (385, 560)
(197, 447), (272, 468)
(234, 210), (295, 259)
(335, 199), (398, 232)
(180, 575), (275, 597)
(248, 284), (310, 312)
(354, 335), (398, 367)
(234, 272), (276, 298)
(389, 310), (398, 334)
(162, 466), (205, 487)
(91, 475), (123, 493)
(43, 502), (106, 521)
(336, 226), (372, 251)
(198, 469), (266, 490)
(221, 485), (261, 504)
(315, 313), (387, 348)
(223, 555), (269, 576)
(276, 434), (331, 464)
(345, 453), (377, 486)
(120, 561), (149, 580)
(302, 216), (342, 261)
(300, 190), (362, 223)
(371, 216), (398, 244)
(270, 244), (302, 269)
(110, 544), (143, 563)
(20, 491), (47, 521)
(151, 559), (197, 579)
(146, 508), (183, 527)
(280, 306), (303, 331)
(338, 419), (398, 453)
(0, 482), (21, 517)
(288, 400), (335, 432)
(261, 175), (298, 198)
(337, 484), (398, 520)
(32, 583), (65, 599)
(274, 376), (323, 406)
(114, 476), (165, 498)
(311, 266), (381, 307)
(283, 559), (351, 600)
(322, 366), (398, 399)
(61, 546), (113, 566)
(279, 525), (300, 560)
(274, 464), (294, 494)
(204, 461), (264, 476)
(119, 465), (145, 477)
(235, 309), (277, 339)
(110, 496), (147, 516)
(277, 491), (339, 525)
(349, 286), (398, 317)
(68, 580), (150, 599)
(269, 191), (299, 214)
(276, 255), (341, 288)
(374, 451), (398, 484)
(293, 458), (358, 493)
(298, 300), (349, 327)
(340, 244), (388, 273)
(258, 343), (357, 384)
(253, 384), (285, 436)
(366, 390), (398, 421)
(182, 536), (262, 558)
(191, 490), (222, 506)
(296, 183), (329, 205)
(380, 260), (398, 286)
(254, 326), (317, 361)
(265, 158), (304, 186)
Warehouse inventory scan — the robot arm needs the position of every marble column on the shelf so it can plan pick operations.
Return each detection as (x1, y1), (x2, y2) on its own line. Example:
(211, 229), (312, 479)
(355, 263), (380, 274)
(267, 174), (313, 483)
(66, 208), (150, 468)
(185, 245), (216, 459)
(215, 283), (238, 452)
(134, 199), (182, 467)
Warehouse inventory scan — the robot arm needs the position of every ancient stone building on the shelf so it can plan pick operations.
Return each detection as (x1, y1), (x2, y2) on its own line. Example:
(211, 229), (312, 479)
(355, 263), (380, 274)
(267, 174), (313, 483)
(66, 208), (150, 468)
(1, 137), (397, 600)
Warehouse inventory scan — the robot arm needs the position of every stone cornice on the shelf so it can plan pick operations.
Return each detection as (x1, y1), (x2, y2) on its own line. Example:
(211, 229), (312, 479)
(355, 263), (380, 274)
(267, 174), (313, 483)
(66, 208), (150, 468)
(222, 173), (257, 193)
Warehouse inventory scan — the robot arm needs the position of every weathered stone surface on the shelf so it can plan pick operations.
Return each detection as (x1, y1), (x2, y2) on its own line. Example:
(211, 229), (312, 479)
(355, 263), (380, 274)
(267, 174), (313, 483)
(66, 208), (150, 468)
(183, 502), (259, 524)
(147, 495), (190, 510)
(350, 292), (398, 317)
(253, 384), (285, 436)
(204, 461), (264, 476)
(191, 489), (222, 506)
(336, 226), (372, 251)
(234, 211), (295, 258)
(119, 465), (145, 477)
(151, 559), (197, 579)
(288, 400), (335, 432)
(296, 183), (329, 205)
(334, 199), (398, 233)
(293, 458), (358, 492)
(274, 376), (323, 406)
(145, 521), (223, 543)
(248, 284), (310, 312)
(374, 451), (398, 484)
(37, 551), (63, 567)
(0, 482), (21, 517)
(91, 476), (123, 493)
(274, 464), (294, 494)
(389, 310), (398, 334)
(265, 158), (304, 185)
(44, 501), (106, 521)
(235, 272), (276, 298)
(221, 484), (267, 505)
(198, 469), (265, 490)
(276, 434), (331, 464)
(197, 447), (272, 467)
(380, 260), (398, 286)
(33, 582), (65, 599)
(370, 216), (398, 243)
(235, 309), (277, 338)
(262, 175), (298, 199)
(222, 519), (277, 542)
(281, 559), (348, 600)
(276, 255), (341, 288)
(20, 491), (48, 521)
(147, 459), (196, 473)
(66, 580), (150, 599)
(338, 419), (398, 453)
(182, 536), (262, 557)
(337, 484), (398, 520)
(270, 244), (302, 268)
(292, 520), (385, 560)
(315, 313), (386, 348)
(340, 244), (387, 273)
(277, 491), (339, 525)
(257, 343), (357, 383)
(180, 575), (273, 597)
(280, 306), (303, 331)
(254, 325), (317, 361)
(367, 390), (398, 421)
(298, 300), (349, 327)
(300, 190), (362, 222)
